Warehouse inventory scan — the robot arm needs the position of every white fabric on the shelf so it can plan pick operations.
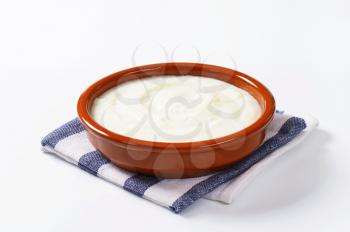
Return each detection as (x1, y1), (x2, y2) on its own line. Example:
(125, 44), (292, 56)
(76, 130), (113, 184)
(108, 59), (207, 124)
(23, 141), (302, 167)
(42, 113), (318, 209)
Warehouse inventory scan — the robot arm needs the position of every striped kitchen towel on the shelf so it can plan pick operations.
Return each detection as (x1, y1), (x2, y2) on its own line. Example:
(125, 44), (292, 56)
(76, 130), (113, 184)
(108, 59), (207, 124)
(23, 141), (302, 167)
(41, 112), (318, 213)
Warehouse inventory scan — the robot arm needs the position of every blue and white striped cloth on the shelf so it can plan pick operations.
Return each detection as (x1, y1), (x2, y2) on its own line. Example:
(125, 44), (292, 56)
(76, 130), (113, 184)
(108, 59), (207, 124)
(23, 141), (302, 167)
(41, 112), (318, 213)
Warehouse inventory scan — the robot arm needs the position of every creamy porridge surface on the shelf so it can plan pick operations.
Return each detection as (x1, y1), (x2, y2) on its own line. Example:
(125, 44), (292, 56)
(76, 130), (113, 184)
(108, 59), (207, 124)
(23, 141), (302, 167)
(91, 76), (262, 142)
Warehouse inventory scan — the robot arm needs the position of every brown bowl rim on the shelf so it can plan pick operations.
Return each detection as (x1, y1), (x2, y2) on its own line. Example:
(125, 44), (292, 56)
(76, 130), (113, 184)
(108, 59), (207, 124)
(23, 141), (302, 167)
(77, 62), (275, 149)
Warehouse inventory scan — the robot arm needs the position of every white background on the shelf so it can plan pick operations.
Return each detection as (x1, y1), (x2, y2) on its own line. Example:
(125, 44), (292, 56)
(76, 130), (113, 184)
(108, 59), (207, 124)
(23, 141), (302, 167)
(1, 0), (349, 231)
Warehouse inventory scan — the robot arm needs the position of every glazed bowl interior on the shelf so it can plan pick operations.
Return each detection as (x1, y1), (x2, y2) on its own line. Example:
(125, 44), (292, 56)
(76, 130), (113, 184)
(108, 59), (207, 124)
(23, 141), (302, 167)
(78, 62), (275, 149)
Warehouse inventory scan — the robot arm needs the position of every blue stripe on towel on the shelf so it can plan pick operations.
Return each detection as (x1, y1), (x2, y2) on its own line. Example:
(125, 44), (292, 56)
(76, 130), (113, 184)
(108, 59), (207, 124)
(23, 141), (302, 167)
(124, 175), (160, 196)
(41, 118), (86, 148)
(78, 151), (110, 176)
(170, 117), (307, 213)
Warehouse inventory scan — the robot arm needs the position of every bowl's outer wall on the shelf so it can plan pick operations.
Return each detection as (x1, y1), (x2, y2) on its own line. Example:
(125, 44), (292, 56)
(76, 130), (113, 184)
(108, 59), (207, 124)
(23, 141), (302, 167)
(86, 127), (266, 178)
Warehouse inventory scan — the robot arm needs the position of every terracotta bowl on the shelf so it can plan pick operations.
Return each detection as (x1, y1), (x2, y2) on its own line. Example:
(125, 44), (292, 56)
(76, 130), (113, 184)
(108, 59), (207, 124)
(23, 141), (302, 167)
(77, 63), (275, 178)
